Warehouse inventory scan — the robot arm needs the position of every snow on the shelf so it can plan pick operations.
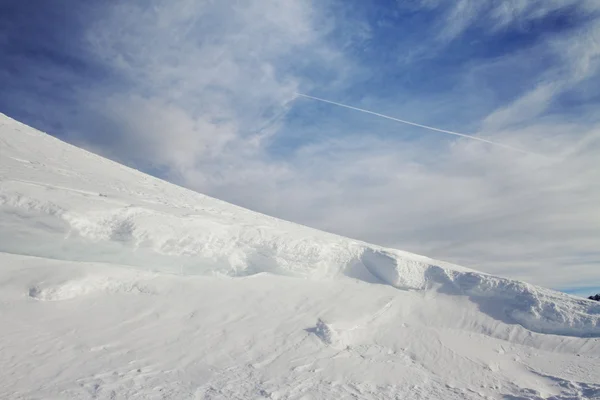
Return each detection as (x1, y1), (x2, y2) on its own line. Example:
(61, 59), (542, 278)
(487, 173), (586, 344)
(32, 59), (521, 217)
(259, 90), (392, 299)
(0, 112), (599, 399)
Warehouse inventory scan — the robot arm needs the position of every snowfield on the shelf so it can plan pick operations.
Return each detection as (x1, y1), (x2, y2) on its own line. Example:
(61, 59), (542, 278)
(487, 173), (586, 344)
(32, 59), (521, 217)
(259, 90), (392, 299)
(0, 112), (599, 399)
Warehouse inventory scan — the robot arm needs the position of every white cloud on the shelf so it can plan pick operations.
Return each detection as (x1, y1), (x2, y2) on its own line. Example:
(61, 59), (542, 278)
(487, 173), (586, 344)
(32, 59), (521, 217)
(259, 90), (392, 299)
(81, 0), (340, 175)
(481, 83), (559, 132)
(436, 0), (600, 40)
(438, 0), (486, 42)
(481, 17), (600, 132)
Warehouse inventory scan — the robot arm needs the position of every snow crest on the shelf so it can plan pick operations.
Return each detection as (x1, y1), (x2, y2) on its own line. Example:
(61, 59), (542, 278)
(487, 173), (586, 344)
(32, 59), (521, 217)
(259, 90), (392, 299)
(360, 249), (600, 337)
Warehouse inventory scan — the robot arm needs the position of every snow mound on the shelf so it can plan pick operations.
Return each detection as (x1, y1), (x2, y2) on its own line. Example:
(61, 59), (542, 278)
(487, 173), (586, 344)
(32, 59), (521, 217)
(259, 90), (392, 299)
(453, 272), (600, 337)
(361, 248), (442, 290)
(0, 191), (64, 216)
(28, 275), (157, 301)
(360, 249), (600, 337)
(313, 318), (348, 349)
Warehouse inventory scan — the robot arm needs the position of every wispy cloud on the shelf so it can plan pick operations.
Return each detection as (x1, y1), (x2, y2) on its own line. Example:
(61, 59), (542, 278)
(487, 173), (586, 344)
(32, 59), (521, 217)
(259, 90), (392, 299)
(77, 1), (340, 172)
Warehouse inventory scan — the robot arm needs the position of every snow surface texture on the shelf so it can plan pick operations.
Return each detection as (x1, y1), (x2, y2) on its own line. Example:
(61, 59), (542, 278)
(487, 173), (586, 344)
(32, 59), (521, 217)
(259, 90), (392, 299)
(0, 112), (599, 399)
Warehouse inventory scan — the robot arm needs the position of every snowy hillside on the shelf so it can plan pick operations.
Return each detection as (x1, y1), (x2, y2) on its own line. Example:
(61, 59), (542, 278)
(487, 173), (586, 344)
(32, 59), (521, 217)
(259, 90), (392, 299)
(1, 112), (599, 399)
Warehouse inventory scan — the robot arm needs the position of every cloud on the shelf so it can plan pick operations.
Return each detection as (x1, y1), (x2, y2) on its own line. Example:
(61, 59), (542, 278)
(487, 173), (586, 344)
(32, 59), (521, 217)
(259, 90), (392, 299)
(482, 83), (560, 131)
(435, 0), (600, 40)
(481, 19), (600, 132)
(71, 0), (344, 174)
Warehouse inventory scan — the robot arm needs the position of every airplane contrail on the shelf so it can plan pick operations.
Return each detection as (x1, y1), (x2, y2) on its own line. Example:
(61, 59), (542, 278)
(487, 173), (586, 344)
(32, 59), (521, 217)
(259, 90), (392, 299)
(294, 93), (531, 154)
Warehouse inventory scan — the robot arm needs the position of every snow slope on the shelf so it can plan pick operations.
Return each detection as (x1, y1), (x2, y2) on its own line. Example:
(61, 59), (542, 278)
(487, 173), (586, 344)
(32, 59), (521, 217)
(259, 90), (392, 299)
(1, 112), (599, 399)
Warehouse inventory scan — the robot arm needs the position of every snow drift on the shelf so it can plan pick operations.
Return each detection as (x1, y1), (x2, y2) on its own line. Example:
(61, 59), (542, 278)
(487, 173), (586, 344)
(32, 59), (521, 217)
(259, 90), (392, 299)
(362, 249), (600, 337)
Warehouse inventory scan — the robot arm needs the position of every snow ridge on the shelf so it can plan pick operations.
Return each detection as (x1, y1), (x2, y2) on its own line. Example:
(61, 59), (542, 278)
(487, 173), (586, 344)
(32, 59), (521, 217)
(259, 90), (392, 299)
(362, 249), (600, 337)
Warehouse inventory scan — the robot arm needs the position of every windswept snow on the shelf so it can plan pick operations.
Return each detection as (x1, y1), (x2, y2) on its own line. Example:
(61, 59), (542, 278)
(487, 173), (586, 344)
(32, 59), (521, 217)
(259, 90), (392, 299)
(362, 249), (600, 338)
(0, 112), (599, 399)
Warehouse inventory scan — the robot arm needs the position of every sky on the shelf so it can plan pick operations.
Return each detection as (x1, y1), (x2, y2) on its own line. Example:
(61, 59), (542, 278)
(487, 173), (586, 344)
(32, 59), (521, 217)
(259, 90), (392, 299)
(1, 0), (599, 294)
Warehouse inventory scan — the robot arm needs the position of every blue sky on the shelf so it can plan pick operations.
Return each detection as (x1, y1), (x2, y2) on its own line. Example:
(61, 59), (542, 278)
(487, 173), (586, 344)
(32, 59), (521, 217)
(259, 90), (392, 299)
(1, 0), (599, 294)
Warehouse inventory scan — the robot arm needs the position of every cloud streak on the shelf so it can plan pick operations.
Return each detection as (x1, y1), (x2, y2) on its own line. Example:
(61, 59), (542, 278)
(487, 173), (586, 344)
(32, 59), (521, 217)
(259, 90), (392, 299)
(294, 93), (534, 154)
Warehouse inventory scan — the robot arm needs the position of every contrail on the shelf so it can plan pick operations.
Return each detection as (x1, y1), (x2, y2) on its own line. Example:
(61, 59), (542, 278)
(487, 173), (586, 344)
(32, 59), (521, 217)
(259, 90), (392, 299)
(294, 93), (531, 154)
